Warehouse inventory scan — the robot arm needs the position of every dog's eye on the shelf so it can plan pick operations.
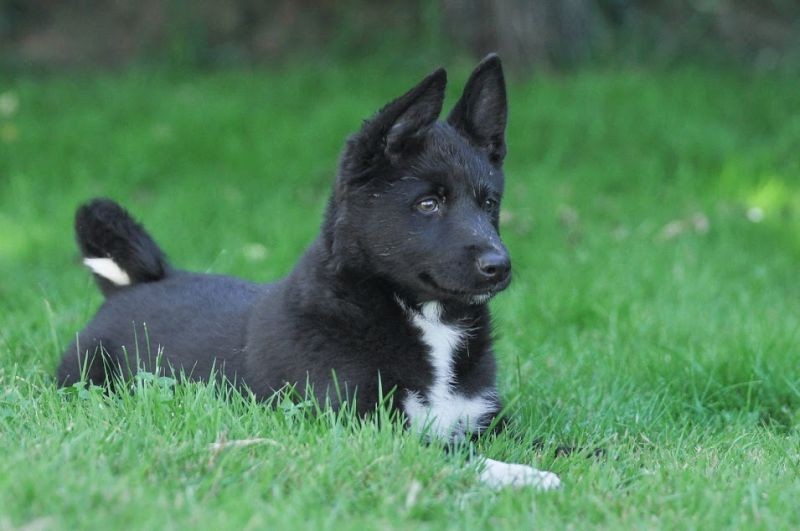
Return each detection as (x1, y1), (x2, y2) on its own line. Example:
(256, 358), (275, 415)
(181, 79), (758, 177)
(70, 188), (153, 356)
(416, 197), (440, 214)
(483, 198), (498, 212)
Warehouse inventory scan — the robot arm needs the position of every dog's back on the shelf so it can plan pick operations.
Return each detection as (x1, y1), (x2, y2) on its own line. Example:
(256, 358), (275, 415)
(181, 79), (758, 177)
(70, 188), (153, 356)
(57, 199), (265, 386)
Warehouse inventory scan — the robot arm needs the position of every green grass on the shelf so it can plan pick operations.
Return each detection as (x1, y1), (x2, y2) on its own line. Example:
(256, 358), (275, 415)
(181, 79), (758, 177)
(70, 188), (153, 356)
(2, 62), (800, 529)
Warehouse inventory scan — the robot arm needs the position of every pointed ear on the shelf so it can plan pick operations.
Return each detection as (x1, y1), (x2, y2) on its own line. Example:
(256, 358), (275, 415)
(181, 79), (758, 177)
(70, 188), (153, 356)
(447, 54), (507, 165)
(364, 68), (447, 161)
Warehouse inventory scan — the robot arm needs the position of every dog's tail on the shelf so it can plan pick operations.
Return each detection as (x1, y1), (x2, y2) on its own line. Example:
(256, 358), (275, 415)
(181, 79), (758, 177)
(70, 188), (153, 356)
(75, 198), (170, 296)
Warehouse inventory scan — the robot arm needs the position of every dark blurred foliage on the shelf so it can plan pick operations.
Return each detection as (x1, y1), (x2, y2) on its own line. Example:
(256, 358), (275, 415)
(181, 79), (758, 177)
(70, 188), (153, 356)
(1, 0), (799, 71)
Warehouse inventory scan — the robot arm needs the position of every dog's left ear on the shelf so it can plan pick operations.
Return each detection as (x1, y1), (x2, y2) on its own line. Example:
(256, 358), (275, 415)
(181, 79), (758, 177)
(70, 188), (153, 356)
(339, 68), (447, 181)
(378, 67), (447, 160)
(447, 54), (507, 165)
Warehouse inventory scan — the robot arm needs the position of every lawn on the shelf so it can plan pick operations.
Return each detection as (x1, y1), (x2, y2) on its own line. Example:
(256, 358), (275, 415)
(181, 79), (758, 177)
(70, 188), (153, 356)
(1, 61), (799, 529)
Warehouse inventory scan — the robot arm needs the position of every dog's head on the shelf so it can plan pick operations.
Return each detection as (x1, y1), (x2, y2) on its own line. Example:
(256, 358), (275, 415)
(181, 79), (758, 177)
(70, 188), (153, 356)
(328, 55), (510, 305)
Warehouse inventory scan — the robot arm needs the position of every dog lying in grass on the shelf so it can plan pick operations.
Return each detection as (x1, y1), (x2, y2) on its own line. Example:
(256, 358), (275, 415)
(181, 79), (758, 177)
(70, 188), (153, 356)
(57, 54), (560, 490)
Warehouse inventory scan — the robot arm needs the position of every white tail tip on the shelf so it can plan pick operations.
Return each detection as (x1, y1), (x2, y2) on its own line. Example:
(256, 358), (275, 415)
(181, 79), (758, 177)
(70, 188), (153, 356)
(83, 257), (131, 286)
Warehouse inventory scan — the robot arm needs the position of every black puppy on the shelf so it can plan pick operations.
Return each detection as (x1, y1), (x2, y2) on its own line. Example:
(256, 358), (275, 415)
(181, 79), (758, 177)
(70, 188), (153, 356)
(58, 55), (560, 490)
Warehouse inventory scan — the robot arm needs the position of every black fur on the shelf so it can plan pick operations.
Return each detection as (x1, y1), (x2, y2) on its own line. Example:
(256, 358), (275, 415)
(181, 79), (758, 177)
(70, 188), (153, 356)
(75, 199), (169, 296)
(58, 55), (512, 432)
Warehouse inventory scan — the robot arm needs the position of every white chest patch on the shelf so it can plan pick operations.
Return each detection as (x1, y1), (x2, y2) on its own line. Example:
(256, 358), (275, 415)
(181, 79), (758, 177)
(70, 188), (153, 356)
(401, 301), (498, 441)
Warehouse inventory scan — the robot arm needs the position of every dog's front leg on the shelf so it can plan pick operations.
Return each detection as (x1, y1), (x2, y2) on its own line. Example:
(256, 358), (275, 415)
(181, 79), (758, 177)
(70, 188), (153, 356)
(447, 435), (561, 489)
(466, 415), (561, 490)
(477, 457), (561, 490)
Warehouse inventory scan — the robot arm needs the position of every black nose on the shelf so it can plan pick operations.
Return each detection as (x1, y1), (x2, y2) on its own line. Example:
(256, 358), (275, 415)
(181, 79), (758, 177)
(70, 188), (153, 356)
(476, 251), (511, 283)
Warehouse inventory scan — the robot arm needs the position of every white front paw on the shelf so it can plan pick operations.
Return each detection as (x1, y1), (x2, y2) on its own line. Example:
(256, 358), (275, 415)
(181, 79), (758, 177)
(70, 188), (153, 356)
(479, 457), (561, 490)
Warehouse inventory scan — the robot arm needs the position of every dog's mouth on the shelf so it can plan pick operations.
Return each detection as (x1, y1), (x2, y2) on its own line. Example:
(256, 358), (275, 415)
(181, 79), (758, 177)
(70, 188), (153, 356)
(418, 272), (510, 304)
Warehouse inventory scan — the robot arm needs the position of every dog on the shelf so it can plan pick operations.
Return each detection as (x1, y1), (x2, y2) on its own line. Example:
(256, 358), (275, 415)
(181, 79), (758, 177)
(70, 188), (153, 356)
(57, 54), (560, 490)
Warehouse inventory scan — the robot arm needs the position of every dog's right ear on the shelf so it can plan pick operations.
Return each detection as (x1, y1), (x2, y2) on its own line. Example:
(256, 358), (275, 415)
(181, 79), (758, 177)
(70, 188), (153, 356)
(350, 68), (447, 166)
(447, 54), (507, 165)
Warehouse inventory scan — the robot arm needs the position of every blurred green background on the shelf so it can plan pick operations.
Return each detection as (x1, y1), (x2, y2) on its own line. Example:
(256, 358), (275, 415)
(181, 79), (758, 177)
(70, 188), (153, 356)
(2, 0), (800, 72)
(2, 2), (800, 529)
